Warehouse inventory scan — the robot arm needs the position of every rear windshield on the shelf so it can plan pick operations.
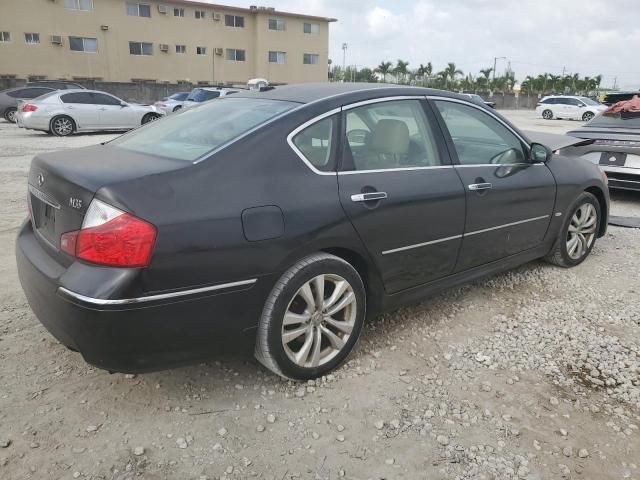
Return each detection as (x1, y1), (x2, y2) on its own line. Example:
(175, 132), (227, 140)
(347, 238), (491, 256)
(187, 89), (220, 102)
(589, 113), (640, 129)
(110, 97), (297, 161)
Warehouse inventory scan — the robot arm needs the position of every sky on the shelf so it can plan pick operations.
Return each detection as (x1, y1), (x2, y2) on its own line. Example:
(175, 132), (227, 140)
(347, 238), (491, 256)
(191, 0), (640, 90)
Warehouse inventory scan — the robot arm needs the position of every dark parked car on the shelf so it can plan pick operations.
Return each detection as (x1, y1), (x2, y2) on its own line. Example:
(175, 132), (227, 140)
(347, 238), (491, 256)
(0, 86), (55, 122)
(561, 110), (640, 191)
(16, 83), (609, 379)
(26, 80), (86, 90)
(602, 91), (639, 106)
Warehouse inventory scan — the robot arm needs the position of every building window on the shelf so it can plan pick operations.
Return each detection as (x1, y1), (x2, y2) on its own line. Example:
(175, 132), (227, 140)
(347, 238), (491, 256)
(70, 36), (97, 52)
(303, 53), (319, 65)
(303, 23), (320, 35)
(268, 18), (285, 31)
(224, 15), (244, 27)
(129, 41), (152, 55)
(25, 33), (40, 44)
(126, 3), (151, 17)
(0, 32), (11, 43)
(64, 0), (93, 10)
(174, 8), (184, 17)
(175, 44), (186, 54)
(196, 46), (207, 55)
(195, 10), (206, 19)
(225, 48), (245, 61)
(268, 51), (286, 64)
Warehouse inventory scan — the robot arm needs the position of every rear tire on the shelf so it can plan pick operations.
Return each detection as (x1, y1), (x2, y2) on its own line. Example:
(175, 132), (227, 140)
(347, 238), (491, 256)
(50, 115), (75, 136)
(172, 105), (182, 113)
(542, 109), (553, 120)
(4, 108), (17, 123)
(545, 192), (601, 268)
(255, 253), (366, 380)
(582, 111), (595, 122)
(142, 113), (161, 124)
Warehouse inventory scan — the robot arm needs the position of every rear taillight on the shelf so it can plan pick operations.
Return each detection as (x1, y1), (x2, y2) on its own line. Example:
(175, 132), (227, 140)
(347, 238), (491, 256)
(22, 103), (37, 112)
(536, 103), (542, 107)
(157, 103), (167, 108)
(61, 199), (156, 268)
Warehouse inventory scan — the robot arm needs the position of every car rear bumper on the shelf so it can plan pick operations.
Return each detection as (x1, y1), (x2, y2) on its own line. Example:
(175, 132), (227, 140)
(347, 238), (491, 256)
(17, 112), (50, 131)
(16, 220), (265, 372)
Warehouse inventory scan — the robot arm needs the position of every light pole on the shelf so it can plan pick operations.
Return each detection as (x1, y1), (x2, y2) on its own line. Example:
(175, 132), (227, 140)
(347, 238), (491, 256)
(342, 43), (348, 81)
(492, 56), (506, 82)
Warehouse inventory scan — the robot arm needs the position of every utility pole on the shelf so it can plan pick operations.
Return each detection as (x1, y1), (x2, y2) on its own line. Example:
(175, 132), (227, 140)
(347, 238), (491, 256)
(561, 66), (566, 76)
(492, 56), (506, 82)
(613, 76), (617, 90)
(342, 43), (348, 81)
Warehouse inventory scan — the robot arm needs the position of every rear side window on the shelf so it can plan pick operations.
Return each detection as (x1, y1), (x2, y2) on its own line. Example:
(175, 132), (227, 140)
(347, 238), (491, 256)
(292, 115), (337, 172)
(61, 92), (93, 104)
(92, 93), (121, 105)
(110, 98), (296, 161)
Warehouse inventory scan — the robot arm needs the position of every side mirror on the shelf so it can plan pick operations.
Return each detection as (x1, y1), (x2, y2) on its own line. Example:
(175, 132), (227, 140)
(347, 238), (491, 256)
(530, 143), (551, 163)
(120, 101), (128, 107)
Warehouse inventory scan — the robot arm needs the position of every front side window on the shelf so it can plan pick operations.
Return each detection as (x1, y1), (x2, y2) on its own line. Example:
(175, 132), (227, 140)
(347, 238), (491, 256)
(25, 33), (40, 44)
(0, 32), (11, 42)
(225, 48), (245, 61)
(126, 3), (150, 17)
(175, 44), (186, 54)
(344, 99), (441, 171)
(268, 51), (286, 64)
(225, 15), (244, 27)
(434, 100), (527, 165)
(292, 115), (337, 172)
(111, 98), (296, 162)
(268, 18), (285, 31)
(195, 10), (205, 19)
(303, 53), (319, 65)
(64, 0), (93, 10)
(174, 8), (184, 17)
(196, 46), (207, 55)
(92, 93), (122, 105)
(129, 41), (152, 55)
(303, 23), (319, 34)
(70, 36), (97, 52)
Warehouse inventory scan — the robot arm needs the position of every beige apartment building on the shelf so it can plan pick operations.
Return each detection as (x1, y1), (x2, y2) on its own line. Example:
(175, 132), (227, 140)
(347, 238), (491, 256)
(0, 0), (335, 85)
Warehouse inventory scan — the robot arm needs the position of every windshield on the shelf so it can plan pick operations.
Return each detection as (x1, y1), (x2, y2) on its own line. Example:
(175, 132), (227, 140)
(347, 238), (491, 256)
(580, 97), (600, 106)
(111, 97), (297, 161)
(170, 92), (189, 101)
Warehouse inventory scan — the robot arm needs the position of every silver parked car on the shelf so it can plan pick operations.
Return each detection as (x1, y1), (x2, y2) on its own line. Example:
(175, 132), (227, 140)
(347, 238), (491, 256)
(16, 89), (163, 136)
(154, 91), (190, 114)
(0, 86), (56, 123)
(182, 87), (240, 110)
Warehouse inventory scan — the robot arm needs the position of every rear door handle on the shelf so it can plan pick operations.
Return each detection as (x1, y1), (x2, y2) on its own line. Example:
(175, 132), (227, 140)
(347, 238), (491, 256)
(351, 192), (388, 202)
(468, 183), (492, 191)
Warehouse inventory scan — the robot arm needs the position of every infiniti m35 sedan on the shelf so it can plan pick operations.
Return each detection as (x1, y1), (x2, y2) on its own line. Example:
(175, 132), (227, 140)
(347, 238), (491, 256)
(16, 83), (609, 380)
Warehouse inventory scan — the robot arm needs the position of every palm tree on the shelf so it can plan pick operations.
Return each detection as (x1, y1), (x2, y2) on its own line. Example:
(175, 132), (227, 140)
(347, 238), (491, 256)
(441, 62), (463, 89)
(478, 68), (493, 91)
(393, 59), (410, 84)
(375, 61), (392, 82)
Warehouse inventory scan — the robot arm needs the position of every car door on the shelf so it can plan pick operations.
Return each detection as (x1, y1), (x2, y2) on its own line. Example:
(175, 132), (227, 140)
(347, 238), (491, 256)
(92, 92), (133, 129)
(335, 98), (466, 294)
(431, 98), (556, 272)
(564, 98), (583, 119)
(60, 92), (100, 129)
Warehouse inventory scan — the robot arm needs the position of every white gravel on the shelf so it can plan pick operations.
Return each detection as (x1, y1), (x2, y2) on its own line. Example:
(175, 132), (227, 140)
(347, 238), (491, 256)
(0, 115), (639, 479)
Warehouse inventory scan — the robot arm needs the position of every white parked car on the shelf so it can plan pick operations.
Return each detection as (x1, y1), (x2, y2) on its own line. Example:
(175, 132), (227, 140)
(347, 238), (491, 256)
(16, 89), (163, 136)
(181, 87), (240, 110)
(536, 95), (606, 122)
(154, 91), (190, 114)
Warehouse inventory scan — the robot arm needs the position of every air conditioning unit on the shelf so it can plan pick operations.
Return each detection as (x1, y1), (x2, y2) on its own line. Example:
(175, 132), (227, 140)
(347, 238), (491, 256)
(159, 44), (169, 52)
(212, 12), (221, 21)
(158, 4), (168, 14)
(50, 35), (63, 45)
(214, 48), (223, 56)
(100, 25), (109, 31)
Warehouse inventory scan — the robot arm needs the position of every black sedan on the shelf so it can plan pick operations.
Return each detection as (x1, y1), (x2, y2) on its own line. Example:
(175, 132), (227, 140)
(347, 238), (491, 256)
(16, 83), (609, 380)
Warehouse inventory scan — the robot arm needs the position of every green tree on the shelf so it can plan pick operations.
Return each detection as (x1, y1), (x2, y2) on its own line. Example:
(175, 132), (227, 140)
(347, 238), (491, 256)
(438, 62), (463, 90)
(393, 59), (410, 84)
(375, 61), (393, 82)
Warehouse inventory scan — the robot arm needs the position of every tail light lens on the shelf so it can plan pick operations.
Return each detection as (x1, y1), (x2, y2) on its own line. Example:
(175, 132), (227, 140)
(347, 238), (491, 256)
(61, 199), (156, 268)
(157, 103), (167, 108)
(22, 103), (37, 112)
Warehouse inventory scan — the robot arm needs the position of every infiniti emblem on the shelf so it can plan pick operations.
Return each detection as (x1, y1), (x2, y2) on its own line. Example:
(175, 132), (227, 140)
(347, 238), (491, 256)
(37, 173), (45, 187)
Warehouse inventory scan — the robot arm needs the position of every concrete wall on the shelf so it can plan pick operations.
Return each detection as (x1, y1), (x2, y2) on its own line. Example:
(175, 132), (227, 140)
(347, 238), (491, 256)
(474, 92), (540, 109)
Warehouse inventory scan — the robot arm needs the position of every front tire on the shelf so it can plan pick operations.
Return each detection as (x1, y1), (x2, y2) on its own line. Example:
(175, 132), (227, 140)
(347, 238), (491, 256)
(255, 253), (366, 380)
(545, 192), (601, 268)
(172, 105), (182, 113)
(50, 115), (75, 136)
(582, 111), (595, 122)
(142, 113), (161, 124)
(542, 109), (553, 120)
(4, 107), (17, 123)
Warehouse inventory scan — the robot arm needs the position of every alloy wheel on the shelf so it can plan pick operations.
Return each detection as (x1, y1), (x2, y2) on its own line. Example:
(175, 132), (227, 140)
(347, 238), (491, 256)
(53, 117), (73, 136)
(583, 112), (595, 122)
(542, 109), (553, 120)
(281, 274), (357, 368)
(6, 109), (16, 123)
(566, 203), (598, 260)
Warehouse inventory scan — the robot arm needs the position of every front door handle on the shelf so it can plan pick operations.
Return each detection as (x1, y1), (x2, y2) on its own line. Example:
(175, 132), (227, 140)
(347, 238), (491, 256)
(351, 192), (388, 202)
(468, 183), (492, 191)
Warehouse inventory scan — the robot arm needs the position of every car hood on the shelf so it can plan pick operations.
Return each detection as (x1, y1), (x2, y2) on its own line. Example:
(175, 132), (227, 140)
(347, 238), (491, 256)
(523, 130), (593, 150)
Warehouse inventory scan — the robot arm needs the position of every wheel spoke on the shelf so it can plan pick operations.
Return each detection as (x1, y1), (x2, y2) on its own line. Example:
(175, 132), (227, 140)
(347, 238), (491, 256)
(283, 311), (310, 326)
(319, 325), (345, 350)
(312, 275), (325, 310)
(567, 235), (579, 256)
(294, 329), (314, 365)
(282, 325), (308, 344)
(323, 280), (348, 311)
(324, 316), (353, 334)
(326, 291), (355, 317)
(576, 233), (587, 257)
(309, 327), (322, 367)
(297, 282), (316, 311)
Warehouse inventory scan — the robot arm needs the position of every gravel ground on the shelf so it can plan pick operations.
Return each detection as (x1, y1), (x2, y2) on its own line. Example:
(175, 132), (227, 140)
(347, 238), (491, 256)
(0, 112), (639, 480)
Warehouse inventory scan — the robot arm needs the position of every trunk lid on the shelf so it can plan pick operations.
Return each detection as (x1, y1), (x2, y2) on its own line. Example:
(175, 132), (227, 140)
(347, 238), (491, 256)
(28, 143), (188, 250)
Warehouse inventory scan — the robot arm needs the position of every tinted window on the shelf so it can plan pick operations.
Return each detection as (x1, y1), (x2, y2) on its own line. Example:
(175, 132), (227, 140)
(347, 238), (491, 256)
(343, 100), (441, 171)
(565, 98), (582, 106)
(435, 100), (527, 165)
(111, 98), (296, 161)
(541, 98), (556, 104)
(61, 92), (93, 104)
(92, 93), (121, 105)
(187, 89), (220, 102)
(8, 87), (54, 99)
(292, 116), (337, 172)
